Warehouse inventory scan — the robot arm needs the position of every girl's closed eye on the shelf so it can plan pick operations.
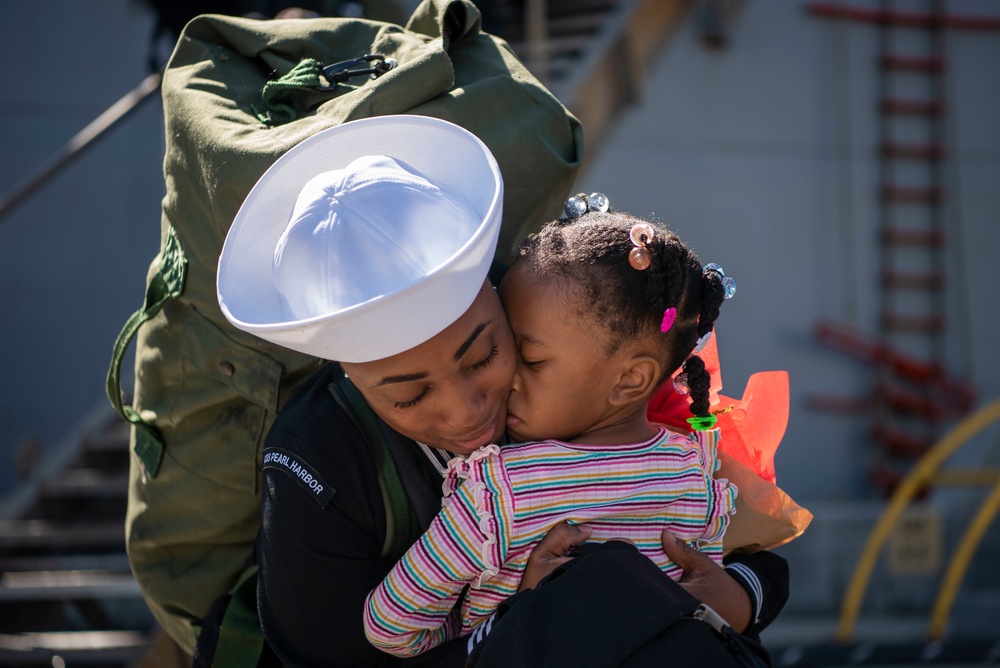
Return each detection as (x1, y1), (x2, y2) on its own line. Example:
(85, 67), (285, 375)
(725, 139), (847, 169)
(520, 357), (543, 369)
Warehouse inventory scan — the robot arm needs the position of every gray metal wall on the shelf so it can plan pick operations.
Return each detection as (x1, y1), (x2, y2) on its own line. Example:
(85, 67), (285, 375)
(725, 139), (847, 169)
(577, 0), (1000, 505)
(575, 2), (1000, 620)
(0, 1), (165, 493)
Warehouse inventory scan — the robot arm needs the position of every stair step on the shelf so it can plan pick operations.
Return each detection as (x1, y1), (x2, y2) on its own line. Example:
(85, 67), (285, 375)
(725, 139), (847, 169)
(868, 463), (934, 500)
(881, 55), (944, 73)
(881, 142), (945, 161)
(548, 0), (619, 14)
(881, 270), (945, 290)
(512, 32), (597, 59)
(882, 227), (944, 247)
(0, 631), (147, 666)
(881, 185), (943, 204)
(504, 10), (608, 41)
(807, 4), (1000, 31)
(871, 424), (933, 459)
(0, 570), (140, 602)
(881, 312), (945, 333)
(0, 553), (131, 573)
(868, 463), (905, 497)
(880, 98), (945, 116)
(807, 384), (956, 420)
(81, 427), (130, 454)
(812, 321), (975, 404)
(874, 382), (948, 420)
(502, 0), (618, 38)
(0, 520), (124, 553)
(38, 470), (128, 500)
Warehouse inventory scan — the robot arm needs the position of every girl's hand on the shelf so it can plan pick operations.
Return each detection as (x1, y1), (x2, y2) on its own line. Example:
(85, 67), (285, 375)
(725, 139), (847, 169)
(518, 522), (592, 591)
(660, 529), (752, 632)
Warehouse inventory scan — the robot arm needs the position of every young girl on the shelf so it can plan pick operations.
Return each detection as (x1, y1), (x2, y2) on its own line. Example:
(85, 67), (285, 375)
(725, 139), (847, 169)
(364, 195), (738, 657)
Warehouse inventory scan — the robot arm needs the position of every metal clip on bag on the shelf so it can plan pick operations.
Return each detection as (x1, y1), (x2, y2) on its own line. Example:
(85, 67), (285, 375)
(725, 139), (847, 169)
(107, 0), (583, 653)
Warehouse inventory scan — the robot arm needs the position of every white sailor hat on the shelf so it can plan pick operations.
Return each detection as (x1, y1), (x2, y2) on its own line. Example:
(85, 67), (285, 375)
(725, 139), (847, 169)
(217, 115), (503, 362)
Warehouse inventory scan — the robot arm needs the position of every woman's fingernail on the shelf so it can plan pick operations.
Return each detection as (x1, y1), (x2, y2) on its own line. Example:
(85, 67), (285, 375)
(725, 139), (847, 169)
(579, 524), (593, 534)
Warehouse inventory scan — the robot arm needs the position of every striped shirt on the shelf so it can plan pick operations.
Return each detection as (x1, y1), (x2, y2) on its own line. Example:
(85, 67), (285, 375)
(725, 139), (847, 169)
(363, 427), (737, 657)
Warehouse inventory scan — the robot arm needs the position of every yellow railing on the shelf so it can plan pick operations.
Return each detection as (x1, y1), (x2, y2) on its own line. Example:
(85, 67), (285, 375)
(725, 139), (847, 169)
(837, 397), (1000, 642)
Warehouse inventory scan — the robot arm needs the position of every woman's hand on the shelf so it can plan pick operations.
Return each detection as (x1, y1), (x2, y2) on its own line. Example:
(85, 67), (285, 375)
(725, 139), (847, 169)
(518, 522), (592, 591)
(519, 524), (753, 632)
(661, 529), (752, 632)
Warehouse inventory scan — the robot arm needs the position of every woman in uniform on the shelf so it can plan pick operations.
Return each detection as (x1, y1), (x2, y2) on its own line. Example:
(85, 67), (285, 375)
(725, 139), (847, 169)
(216, 115), (786, 667)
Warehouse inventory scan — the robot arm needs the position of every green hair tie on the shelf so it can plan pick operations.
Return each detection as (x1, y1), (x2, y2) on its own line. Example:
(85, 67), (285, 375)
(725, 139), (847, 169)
(686, 415), (718, 431)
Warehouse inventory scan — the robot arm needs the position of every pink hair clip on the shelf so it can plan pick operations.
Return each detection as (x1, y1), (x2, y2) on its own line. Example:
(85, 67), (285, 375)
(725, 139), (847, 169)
(660, 307), (677, 333)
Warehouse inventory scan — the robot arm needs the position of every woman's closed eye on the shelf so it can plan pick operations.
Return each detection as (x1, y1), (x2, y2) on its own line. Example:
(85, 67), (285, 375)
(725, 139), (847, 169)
(394, 387), (429, 409)
(394, 344), (498, 409)
(469, 344), (499, 371)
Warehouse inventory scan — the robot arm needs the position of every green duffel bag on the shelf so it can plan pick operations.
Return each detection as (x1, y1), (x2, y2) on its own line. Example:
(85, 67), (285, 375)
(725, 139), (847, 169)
(106, 0), (583, 654)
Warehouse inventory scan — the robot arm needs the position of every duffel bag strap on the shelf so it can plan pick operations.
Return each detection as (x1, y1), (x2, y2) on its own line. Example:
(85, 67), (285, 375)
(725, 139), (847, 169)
(253, 54), (397, 126)
(329, 368), (417, 559)
(211, 564), (265, 668)
(105, 226), (187, 477)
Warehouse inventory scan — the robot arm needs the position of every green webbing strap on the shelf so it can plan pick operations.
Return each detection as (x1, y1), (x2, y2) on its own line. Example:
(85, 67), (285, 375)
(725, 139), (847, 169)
(208, 376), (415, 668)
(212, 565), (264, 668)
(329, 370), (415, 558)
(252, 58), (324, 126)
(105, 227), (187, 477)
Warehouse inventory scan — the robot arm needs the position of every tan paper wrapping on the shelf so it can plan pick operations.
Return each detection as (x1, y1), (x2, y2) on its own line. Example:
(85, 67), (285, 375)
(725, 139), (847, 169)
(719, 451), (813, 554)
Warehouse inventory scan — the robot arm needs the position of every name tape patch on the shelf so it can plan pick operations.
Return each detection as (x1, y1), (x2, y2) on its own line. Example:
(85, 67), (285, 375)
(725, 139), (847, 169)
(262, 447), (335, 508)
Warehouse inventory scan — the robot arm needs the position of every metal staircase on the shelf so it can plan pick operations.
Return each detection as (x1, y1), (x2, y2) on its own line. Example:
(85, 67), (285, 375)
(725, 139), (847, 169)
(0, 416), (163, 667)
(502, 0), (691, 170)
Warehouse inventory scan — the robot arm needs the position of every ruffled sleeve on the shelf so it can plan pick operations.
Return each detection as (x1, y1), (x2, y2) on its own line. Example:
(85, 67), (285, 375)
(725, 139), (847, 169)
(363, 444), (512, 656)
(441, 445), (515, 586)
(689, 428), (737, 562)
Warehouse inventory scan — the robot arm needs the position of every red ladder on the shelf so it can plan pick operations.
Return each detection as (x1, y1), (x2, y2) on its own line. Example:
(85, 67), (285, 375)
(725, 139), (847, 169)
(805, 0), (994, 495)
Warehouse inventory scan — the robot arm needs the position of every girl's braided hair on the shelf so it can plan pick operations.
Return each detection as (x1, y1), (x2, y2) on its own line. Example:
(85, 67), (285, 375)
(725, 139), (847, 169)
(514, 210), (727, 422)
